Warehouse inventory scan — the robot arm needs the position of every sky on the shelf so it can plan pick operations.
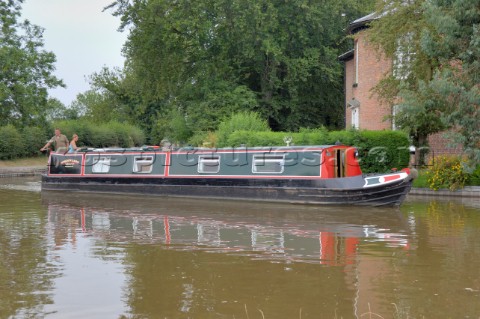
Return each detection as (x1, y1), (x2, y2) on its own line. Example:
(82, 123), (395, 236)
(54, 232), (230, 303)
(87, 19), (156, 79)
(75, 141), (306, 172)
(21, 0), (128, 106)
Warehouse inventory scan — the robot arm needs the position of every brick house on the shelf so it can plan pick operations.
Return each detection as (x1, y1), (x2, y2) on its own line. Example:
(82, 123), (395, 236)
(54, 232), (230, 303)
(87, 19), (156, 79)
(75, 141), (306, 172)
(339, 13), (463, 161)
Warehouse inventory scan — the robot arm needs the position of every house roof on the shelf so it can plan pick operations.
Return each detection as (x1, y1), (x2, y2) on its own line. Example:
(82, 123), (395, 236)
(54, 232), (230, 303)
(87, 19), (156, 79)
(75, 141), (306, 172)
(338, 12), (384, 61)
(346, 12), (378, 34)
(338, 49), (354, 61)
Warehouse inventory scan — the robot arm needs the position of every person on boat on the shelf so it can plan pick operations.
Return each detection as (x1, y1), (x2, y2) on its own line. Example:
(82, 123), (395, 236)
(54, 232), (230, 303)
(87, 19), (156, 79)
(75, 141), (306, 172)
(40, 128), (69, 153)
(68, 134), (79, 153)
(160, 138), (172, 151)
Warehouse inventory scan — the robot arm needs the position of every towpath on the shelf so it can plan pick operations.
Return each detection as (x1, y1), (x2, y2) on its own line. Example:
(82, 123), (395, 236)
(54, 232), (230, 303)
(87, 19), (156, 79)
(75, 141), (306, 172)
(0, 165), (47, 178)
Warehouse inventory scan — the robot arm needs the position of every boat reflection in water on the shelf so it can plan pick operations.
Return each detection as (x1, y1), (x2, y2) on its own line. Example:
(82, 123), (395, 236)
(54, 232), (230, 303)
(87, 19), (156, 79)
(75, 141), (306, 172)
(42, 191), (410, 266)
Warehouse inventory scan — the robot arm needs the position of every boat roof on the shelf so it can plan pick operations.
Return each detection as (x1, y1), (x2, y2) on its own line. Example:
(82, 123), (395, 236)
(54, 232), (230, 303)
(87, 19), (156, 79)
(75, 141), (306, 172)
(75, 145), (348, 153)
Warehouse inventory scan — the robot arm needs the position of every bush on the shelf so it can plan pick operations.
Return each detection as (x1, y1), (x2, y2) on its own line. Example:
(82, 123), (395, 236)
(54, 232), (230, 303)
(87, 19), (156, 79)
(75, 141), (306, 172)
(466, 165), (480, 186)
(90, 125), (118, 147)
(325, 130), (356, 145)
(21, 126), (47, 157)
(226, 131), (284, 147)
(353, 130), (410, 173)
(295, 127), (329, 145)
(127, 125), (146, 147)
(221, 129), (410, 173)
(188, 131), (217, 147)
(53, 120), (145, 148)
(216, 112), (270, 147)
(426, 156), (468, 191)
(0, 121), (145, 159)
(0, 125), (24, 159)
(53, 119), (90, 146)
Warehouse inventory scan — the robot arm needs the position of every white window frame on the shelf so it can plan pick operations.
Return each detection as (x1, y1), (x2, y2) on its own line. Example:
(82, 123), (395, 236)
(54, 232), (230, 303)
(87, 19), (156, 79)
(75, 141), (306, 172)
(92, 157), (111, 173)
(392, 105), (400, 130)
(393, 33), (414, 80)
(133, 156), (154, 173)
(252, 154), (285, 174)
(198, 155), (220, 174)
(351, 107), (359, 129)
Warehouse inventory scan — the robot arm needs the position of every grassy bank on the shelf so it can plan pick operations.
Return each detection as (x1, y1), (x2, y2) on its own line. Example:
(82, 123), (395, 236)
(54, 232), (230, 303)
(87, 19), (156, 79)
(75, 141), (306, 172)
(412, 169), (429, 188)
(0, 156), (48, 168)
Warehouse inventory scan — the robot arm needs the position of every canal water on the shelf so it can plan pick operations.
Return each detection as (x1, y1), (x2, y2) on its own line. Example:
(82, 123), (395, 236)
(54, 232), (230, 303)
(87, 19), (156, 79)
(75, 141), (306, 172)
(0, 177), (479, 319)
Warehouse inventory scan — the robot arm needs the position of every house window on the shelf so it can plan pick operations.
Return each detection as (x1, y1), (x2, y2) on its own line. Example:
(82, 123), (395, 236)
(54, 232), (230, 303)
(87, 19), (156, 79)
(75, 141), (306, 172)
(351, 107), (359, 129)
(92, 157), (111, 173)
(198, 155), (220, 173)
(347, 98), (360, 129)
(133, 156), (154, 173)
(252, 154), (285, 174)
(393, 33), (414, 80)
(392, 105), (400, 130)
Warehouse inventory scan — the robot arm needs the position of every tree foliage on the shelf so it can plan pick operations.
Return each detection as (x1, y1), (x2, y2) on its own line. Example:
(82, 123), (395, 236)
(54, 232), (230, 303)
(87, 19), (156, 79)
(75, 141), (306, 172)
(420, 0), (480, 163)
(0, 0), (64, 127)
(367, 0), (443, 151)
(368, 0), (480, 164)
(216, 111), (271, 147)
(100, 0), (374, 140)
(45, 97), (83, 121)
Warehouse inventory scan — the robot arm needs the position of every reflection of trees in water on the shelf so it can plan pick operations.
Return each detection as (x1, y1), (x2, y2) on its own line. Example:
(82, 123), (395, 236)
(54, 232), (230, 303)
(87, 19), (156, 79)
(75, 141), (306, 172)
(426, 200), (480, 236)
(77, 209), (409, 265)
(0, 191), (57, 318)
(49, 205), (410, 318)
(122, 244), (353, 318)
(40, 194), (416, 318)
(390, 200), (480, 318)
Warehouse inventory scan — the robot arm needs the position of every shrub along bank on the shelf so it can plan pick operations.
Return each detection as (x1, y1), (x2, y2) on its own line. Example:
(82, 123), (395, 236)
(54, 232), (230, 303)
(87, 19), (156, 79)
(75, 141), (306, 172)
(0, 121), (145, 160)
(223, 128), (411, 173)
(0, 125), (48, 160)
(53, 120), (145, 149)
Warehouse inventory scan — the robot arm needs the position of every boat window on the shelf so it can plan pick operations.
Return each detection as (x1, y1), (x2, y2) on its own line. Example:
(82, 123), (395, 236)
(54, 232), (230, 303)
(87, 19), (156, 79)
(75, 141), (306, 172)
(198, 155), (220, 174)
(133, 156), (154, 173)
(252, 154), (285, 174)
(92, 157), (111, 173)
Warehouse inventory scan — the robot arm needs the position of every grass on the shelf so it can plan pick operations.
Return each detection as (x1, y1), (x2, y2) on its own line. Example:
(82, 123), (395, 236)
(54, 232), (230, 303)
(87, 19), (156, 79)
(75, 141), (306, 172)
(0, 156), (48, 168)
(412, 169), (429, 188)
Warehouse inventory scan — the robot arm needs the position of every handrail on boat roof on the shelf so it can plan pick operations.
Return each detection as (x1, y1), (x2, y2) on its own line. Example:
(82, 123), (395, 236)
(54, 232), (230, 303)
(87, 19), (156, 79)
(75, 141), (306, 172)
(74, 145), (345, 153)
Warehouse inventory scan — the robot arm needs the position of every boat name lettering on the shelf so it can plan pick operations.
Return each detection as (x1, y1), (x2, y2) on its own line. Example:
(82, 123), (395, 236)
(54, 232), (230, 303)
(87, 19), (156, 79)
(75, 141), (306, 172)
(60, 159), (80, 167)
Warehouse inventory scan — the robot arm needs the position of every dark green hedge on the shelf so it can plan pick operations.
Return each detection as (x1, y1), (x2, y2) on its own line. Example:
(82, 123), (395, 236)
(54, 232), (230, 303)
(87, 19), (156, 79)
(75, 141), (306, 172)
(0, 121), (145, 160)
(21, 126), (48, 158)
(53, 120), (145, 148)
(0, 125), (49, 159)
(353, 130), (411, 173)
(466, 165), (480, 186)
(226, 129), (410, 173)
(0, 125), (24, 160)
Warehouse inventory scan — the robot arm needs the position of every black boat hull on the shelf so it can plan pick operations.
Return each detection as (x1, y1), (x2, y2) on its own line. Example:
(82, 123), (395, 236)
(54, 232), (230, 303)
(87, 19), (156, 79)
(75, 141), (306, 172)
(41, 174), (413, 207)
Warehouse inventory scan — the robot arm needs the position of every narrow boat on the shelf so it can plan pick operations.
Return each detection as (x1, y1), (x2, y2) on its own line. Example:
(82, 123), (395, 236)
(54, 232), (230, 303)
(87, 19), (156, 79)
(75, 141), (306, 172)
(41, 145), (416, 206)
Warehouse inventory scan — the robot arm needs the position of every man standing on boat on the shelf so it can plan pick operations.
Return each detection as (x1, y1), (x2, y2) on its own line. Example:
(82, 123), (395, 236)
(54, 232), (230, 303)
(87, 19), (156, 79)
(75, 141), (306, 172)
(40, 128), (69, 153)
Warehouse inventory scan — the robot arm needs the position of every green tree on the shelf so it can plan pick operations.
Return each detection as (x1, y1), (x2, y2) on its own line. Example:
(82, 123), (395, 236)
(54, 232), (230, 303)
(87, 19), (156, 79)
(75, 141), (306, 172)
(180, 81), (259, 133)
(367, 0), (479, 165)
(164, 107), (192, 145)
(0, 0), (64, 127)
(86, 67), (158, 137)
(45, 98), (83, 121)
(366, 0), (443, 165)
(72, 90), (116, 123)
(216, 111), (271, 147)
(419, 0), (480, 164)
(104, 0), (374, 137)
